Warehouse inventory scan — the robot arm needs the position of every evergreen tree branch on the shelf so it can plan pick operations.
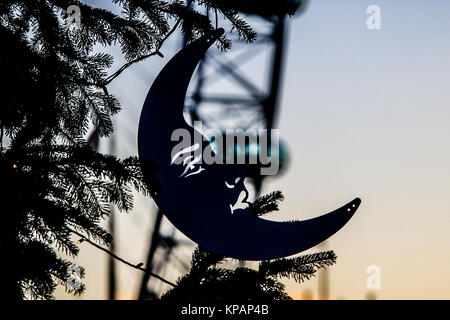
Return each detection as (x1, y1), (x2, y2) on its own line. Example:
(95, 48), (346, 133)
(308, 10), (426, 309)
(258, 251), (337, 283)
(190, 246), (224, 272)
(68, 228), (176, 287)
(252, 190), (284, 216)
(162, 245), (336, 301)
(104, 24), (174, 84)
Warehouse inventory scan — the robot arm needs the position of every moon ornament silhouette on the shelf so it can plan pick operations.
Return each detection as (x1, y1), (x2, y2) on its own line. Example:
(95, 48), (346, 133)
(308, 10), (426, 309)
(138, 28), (361, 260)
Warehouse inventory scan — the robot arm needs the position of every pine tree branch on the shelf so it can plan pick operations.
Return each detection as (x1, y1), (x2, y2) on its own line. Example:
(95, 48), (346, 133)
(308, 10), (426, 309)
(252, 191), (284, 216)
(104, 43), (162, 85)
(105, 1), (190, 85)
(258, 251), (337, 283)
(68, 228), (176, 287)
(191, 246), (224, 272)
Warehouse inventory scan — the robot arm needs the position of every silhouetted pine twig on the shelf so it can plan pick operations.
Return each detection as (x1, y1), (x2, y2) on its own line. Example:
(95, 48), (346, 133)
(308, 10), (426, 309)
(252, 190), (285, 216)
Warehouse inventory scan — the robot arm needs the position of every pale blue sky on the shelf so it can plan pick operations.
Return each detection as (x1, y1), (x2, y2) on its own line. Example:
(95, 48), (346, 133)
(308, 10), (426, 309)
(270, 0), (450, 299)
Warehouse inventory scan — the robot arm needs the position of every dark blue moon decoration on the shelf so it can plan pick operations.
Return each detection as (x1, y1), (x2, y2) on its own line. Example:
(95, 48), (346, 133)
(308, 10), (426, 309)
(138, 28), (361, 260)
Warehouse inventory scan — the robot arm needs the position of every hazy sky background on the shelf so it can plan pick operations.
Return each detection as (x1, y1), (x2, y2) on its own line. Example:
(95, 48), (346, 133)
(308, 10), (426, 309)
(56, 0), (450, 299)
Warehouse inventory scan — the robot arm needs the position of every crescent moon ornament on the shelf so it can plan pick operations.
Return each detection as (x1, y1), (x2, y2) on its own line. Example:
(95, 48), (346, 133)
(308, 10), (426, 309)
(138, 28), (361, 260)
